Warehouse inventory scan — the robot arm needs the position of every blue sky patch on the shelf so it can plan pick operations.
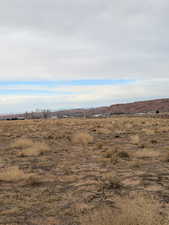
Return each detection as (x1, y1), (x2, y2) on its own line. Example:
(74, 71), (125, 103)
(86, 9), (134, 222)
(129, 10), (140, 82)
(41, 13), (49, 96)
(0, 79), (135, 95)
(0, 79), (134, 87)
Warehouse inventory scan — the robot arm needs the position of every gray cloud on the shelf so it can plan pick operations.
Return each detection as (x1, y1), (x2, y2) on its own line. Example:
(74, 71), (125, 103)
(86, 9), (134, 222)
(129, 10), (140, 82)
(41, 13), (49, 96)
(0, 0), (169, 80)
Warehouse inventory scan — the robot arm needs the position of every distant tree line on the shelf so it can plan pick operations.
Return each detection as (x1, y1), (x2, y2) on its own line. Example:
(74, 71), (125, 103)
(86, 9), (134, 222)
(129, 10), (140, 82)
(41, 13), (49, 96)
(24, 109), (51, 119)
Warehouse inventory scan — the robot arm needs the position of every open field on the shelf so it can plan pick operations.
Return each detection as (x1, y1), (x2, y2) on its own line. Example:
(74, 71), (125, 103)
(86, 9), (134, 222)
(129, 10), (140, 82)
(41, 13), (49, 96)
(1, 117), (169, 224)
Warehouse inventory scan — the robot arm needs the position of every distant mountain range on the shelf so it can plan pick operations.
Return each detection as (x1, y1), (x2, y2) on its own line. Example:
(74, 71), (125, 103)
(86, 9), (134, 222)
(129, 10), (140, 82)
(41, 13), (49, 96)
(1, 98), (169, 119)
(109, 98), (169, 114)
(55, 98), (169, 117)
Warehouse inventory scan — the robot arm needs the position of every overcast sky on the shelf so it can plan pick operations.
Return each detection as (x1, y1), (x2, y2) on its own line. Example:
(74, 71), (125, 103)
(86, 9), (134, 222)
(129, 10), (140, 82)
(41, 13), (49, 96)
(0, 0), (169, 113)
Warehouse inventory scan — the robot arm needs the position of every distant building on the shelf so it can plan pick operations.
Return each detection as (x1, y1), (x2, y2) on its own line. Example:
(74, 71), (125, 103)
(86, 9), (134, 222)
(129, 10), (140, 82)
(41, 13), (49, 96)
(50, 116), (58, 119)
(92, 114), (105, 118)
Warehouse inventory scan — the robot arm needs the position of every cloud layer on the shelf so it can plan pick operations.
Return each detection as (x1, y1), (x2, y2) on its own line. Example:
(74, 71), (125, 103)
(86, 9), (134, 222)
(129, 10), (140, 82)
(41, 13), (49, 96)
(0, 0), (168, 112)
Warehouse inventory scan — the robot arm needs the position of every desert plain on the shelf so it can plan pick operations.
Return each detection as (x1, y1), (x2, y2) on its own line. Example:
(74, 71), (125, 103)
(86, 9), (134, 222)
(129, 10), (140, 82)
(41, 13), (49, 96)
(0, 117), (169, 224)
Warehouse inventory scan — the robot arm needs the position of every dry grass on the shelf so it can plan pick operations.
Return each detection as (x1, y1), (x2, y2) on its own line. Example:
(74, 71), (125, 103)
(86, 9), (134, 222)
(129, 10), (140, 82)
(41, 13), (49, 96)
(71, 132), (93, 146)
(73, 202), (93, 214)
(96, 128), (112, 135)
(142, 128), (155, 135)
(134, 148), (160, 158)
(157, 127), (169, 133)
(11, 138), (49, 156)
(101, 172), (122, 190)
(0, 166), (31, 182)
(0, 207), (21, 216)
(1, 117), (169, 224)
(80, 194), (169, 225)
(96, 142), (104, 149)
(11, 138), (33, 149)
(18, 142), (49, 156)
(130, 134), (140, 145)
(0, 166), (41, 186)
(125, 122), (133, 129)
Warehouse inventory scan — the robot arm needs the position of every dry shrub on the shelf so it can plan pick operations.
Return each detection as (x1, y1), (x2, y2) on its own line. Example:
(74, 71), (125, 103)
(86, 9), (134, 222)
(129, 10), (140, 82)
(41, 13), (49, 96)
(18, 142), (49, 156)
(11, 138), (33, 149)
(114, 129), (124, 136)
(130, 160), (143, 169)
(25, 174), (42, 185)
(103, 149), (114, 159)
(142, 129), (155, 135)
(98, 157), (112, 167)
(71, 132), (93, 146)
(100, 149), (119, 165)
(105, 124), (114, 130)
(101, 172), (121, 190)
(110, 149), (120, 165)
(0, 166), (40, 185)
(130, 135), (140, 145)
(96, 142), (103, 149)
(0, 166), (31, 182)
(80, 193), (169, 225)
(103, 149), (129, 163)
(12, 138), (49, 157)
(125, 123), (133, 129)
(117, 151), (130, 159)
(151, 139), (158, 144)
(111, 120), (117, 125)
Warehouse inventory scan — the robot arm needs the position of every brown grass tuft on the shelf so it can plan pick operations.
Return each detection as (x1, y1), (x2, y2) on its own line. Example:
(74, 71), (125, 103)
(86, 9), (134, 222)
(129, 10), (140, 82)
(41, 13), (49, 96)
(0, 166), (31, 182)
(130, 135), (140, 145)
(142, 128), (155, 135)
(11, 138), (33, 149)
(18, 142), (49, 157)
(71, 132), (93, 146)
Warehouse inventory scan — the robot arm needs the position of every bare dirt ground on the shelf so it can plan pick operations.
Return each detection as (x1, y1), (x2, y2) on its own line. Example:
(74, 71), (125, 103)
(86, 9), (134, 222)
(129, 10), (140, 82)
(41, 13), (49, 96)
(1, 117), (169, 225)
